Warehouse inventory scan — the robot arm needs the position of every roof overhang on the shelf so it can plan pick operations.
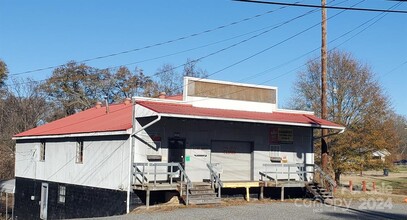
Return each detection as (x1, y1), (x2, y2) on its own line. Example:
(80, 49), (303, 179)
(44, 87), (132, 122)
(12, 130), (131, 140)
(137, 111), (345, 131)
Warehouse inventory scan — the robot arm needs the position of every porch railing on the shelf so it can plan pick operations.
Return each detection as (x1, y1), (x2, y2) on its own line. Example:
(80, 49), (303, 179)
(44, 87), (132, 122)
(133, 162), (192, 205)
(259, 163), (336, 192)
(259, 163), (314, 184)
(207, 163), (223, 198)
(314, 164), (337, 193)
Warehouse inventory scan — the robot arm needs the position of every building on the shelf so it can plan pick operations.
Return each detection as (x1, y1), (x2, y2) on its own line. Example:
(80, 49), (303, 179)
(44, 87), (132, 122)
(372, 149), (390, 162)
(13, 77), (344, 219)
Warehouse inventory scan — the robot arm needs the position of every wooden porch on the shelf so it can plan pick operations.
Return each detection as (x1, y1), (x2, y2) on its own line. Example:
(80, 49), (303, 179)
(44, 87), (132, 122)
(132, 162), (336, 207)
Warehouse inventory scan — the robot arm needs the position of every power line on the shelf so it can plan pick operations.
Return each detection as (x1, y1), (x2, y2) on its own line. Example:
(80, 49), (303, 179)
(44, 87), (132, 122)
(380, 59), (407, 78)
(184, 0), (403, 104)
(234, 0), (407, 13)
(9, 3), (296, 77)
(5, 1), (330, 88)
(134, 0), (367, 104)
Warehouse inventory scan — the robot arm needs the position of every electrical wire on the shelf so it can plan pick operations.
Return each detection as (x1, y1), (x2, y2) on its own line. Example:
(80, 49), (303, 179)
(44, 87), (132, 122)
(4, 0), (333, 88)
(234, 0), (407, 13)
(9, 2), (300, 76)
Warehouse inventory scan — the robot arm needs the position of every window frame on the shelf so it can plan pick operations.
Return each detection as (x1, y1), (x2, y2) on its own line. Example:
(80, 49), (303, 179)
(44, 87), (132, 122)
(76, 139), (84, 164)
(58, 185), (66, 204)
(39, 140), (46, 161)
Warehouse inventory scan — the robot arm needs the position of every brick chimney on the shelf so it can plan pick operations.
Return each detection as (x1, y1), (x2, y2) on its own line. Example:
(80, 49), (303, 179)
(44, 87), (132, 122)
(158, 92), (166, 99)
(124, 98), (131, 105)
(95, 101), (102, 109)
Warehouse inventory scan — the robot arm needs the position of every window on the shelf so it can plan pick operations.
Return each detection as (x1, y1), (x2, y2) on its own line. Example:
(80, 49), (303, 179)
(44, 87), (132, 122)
(58, 185), (66, 204)
(39, 140), (46, 161)
(76, 140), (84, 163)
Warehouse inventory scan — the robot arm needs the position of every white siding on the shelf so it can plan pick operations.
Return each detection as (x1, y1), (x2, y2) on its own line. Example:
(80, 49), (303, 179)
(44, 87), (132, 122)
(137, 118), (314, 182)
(15, 136), (130, 191)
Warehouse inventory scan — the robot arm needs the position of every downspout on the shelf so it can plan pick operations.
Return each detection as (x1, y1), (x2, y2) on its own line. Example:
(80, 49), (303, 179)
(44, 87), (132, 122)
(126, 100), (161, 213)
(313, 127), (345, 140)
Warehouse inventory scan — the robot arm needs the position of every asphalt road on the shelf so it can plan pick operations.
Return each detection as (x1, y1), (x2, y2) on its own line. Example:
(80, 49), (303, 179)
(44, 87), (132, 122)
(83, 200), (407, 220)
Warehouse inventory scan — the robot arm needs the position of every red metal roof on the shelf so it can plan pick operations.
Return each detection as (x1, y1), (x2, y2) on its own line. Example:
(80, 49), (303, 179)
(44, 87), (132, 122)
(14, 104), (133, 137)
(137, 101), (343, 129)
(165, 94), (183, 100)
(14, 100), (343, 138)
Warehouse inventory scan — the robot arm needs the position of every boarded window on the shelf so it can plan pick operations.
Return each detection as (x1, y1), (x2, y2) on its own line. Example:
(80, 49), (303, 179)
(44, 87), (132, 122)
(58, 185), (66, 204)
(76, 140), (84, 164)
(39, 141), (46, 161)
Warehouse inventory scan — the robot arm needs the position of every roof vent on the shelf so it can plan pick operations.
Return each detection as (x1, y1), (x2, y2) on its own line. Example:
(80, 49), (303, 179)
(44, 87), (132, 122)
(124, 98), (131, 105)
(158, 92), (166, 99)
(95, 101), (102, 109)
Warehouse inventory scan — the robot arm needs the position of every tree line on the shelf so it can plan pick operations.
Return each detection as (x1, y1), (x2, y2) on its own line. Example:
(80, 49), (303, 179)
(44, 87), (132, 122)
(0, 50), (406, 182)
(290, 50), (407, 182)
(0, 58), (207, 179)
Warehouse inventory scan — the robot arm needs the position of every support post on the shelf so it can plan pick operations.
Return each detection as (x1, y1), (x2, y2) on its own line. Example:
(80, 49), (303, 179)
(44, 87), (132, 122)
(246, 187), (250, 202)
(260, 186), (264, 200)
(362, 181), (366, 192)
(146, 188), (150, 209)
(281, 187), (285, 201)
(6, 193), (8, 220)
(349, 180), (353, 192)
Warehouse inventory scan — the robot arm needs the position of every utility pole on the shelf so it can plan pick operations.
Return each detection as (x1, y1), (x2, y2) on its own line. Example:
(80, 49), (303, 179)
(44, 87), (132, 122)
(321, 0), (328, 171)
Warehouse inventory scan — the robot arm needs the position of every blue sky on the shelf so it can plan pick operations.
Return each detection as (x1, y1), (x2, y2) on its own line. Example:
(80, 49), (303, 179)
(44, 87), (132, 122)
(1, 0), (406, 116)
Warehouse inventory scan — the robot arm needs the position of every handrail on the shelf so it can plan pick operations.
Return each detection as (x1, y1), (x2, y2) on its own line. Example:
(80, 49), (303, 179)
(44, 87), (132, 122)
(177, 164), (192, 205)
(314, 164), (337, 193)
(260, 163), (314, 184)
(133, 162), (192, 205)
(207, 163), (223, 198)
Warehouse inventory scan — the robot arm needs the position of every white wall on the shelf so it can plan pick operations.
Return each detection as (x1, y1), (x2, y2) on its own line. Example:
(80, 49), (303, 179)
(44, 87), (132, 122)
(186, 96), (277, 113)
(15, 136), (130, 191)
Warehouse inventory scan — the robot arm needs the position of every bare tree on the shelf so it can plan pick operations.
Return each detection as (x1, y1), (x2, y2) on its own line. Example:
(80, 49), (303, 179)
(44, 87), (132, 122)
(290, 50), (398, 182)
(0, 78), (49, 179)
(155, 59), (208, 96)
(0, 59), (7, 88)
(183, 58), (208, 78)
(155, 63), (182, 96)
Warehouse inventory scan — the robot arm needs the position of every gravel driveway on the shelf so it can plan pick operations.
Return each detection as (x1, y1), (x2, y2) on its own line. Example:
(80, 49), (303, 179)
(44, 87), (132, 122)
(81, 200), (407, 220)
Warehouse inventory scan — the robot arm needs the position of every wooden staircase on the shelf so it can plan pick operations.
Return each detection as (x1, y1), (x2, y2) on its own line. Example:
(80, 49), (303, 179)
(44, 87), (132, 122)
(180, 182), (221, 205)
(305, 182), (333, 203)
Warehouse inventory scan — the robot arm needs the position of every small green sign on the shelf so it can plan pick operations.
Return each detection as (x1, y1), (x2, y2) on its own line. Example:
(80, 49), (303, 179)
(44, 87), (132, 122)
(185, 155), (190, 162)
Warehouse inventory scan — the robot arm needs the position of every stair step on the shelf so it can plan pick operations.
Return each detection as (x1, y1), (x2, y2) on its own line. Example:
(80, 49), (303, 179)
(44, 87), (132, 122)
(189, 194), (218, 199)
(193, 182), (211, 186)
(190, 190), (215, 195)
(182, 191), (216, 196)
(192, 186), (212, 190)
(188, 197), (222, 205)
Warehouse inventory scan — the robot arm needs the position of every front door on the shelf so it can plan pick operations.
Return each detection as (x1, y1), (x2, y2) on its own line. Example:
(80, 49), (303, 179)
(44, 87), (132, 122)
(168, 138), (186, 169)
(40, 183), (49, 220)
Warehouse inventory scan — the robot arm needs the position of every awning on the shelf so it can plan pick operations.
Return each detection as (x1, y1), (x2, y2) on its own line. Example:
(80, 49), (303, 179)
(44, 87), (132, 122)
(136, 101), (345, 131)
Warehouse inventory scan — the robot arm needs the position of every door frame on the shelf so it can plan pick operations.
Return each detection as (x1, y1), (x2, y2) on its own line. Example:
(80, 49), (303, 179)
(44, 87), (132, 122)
(168, 137), (186, 168)
(40, 182), (49, 220)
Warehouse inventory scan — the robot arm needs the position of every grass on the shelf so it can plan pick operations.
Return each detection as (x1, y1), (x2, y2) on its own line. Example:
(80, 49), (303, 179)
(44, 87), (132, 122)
(373, 178), (407, 195)
(339, 167), (407, 200)
(394, 165), (407, 172)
